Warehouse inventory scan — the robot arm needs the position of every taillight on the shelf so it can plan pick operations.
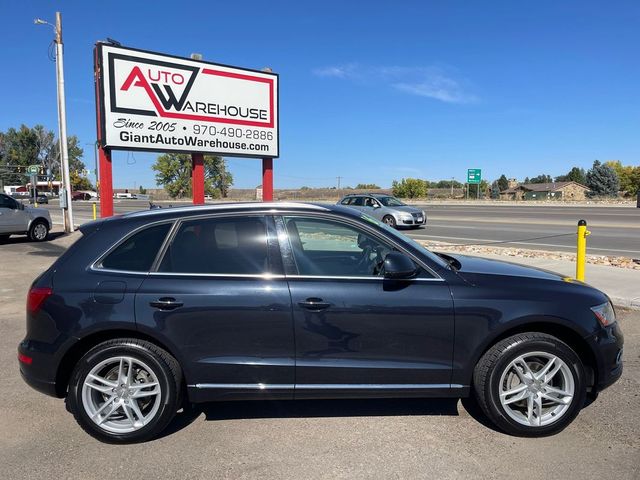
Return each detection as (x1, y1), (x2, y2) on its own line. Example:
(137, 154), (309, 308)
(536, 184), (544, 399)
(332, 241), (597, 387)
(18, 352), (33, 365)
(27, 287), (53, 314)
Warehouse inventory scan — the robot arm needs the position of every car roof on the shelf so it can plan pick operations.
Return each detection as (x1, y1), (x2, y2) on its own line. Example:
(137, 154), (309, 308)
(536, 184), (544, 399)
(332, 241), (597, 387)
(80, 202), (357, 233)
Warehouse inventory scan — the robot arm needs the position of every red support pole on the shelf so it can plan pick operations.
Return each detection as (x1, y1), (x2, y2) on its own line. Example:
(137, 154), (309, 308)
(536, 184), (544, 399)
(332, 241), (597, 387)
(262, 158), (273, 202)
(192, 153), (205, 205)
(98, 146), (113, 217)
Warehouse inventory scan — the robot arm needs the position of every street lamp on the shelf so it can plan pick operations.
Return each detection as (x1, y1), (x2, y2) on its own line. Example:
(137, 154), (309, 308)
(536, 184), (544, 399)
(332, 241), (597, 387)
(34, 12), (74, 232)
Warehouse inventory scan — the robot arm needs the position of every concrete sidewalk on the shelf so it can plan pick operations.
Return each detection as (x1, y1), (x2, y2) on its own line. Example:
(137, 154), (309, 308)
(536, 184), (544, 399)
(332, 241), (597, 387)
(451, 250), (640, 310)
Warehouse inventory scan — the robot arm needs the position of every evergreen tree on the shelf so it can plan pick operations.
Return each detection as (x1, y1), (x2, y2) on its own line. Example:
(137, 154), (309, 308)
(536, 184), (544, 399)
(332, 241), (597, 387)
(586, 160), (619, 197)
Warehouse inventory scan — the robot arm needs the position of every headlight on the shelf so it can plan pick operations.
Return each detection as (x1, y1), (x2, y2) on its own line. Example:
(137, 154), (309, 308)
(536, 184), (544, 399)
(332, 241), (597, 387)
(591, 302), (616, 327)
(400, 213), (413, 219)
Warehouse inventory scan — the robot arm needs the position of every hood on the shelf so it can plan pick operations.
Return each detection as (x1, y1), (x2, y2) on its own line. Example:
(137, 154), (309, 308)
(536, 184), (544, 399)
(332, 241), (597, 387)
(391, 205), (423, 214)
(25, 205), (51, 217)
(442, 253), (566, 282)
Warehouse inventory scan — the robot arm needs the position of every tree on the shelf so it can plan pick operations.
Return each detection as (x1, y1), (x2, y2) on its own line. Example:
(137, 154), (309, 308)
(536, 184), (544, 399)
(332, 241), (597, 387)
(586, 160), (619, 197)
(0, 124), (87, 186)
(491, 181), (501, 199)
(152, 153), (233, 199)
(528, 174), (553, 184)
(555, 167), (586, 184)
(605, 161), (640, 196)
(355, 183), (380, 189)
(434, 179), (463, 189)
(391, 178), (427, 198)
(139, 185), (147, 195)
(497, 174), (509, 192)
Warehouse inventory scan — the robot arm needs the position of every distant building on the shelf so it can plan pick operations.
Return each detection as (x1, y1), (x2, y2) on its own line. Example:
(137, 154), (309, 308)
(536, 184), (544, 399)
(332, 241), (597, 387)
(507, 178), (519, 189)
(500, 181), (589, 201)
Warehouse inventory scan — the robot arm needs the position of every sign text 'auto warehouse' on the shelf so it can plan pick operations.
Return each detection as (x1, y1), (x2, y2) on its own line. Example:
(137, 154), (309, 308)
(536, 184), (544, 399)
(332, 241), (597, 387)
(96, 44), (279, 157)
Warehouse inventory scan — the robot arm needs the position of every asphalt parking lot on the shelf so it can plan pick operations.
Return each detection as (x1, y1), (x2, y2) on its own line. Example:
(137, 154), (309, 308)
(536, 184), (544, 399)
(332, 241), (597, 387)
(1, 232), (638, 479)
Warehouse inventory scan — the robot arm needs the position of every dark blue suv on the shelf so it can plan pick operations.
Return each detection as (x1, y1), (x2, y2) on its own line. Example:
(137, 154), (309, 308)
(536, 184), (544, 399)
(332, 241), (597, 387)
(18, 203), (623, 442)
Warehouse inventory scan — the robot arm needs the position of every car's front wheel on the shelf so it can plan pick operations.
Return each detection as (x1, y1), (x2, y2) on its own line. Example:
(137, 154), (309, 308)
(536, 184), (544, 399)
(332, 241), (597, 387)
(28, 220), (49, 242)
(67, 339), (182, 443)
(473, 332), (586, 436)
(382, 215), (397, 228)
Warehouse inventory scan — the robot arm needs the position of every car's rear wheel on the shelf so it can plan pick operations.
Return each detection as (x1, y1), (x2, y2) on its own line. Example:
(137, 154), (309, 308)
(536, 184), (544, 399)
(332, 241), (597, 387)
(382, 215), (397, 228)
(67, 339), (182, 443)
(0, 234), (10, 242)
(28, 220), (49, 242)
(473, 332), (586, 437)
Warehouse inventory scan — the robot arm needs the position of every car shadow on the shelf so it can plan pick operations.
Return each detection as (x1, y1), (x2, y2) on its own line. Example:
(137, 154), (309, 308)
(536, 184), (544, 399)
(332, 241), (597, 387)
(0, 231), (66, 245)
(158, 396), (499, 439)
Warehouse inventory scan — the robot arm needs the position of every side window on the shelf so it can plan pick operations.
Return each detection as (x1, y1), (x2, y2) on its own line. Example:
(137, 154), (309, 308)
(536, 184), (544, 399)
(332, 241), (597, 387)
(0, 194), (17, 209)
(340, 197), (352, 205)
(283, 217), (397, 277)
(351, 197), (364, 206)
(159, 216), (269, 275)
(100, 223), (171, 272)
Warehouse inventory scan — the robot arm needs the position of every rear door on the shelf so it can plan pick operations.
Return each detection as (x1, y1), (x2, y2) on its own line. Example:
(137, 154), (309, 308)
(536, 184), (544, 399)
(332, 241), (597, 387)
(135, 214), (295, 402)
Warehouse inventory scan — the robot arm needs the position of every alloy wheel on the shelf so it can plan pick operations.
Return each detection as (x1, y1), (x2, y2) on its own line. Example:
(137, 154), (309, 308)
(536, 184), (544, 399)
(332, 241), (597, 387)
(81, 356), (162, 434)
(498, 351), (575, 427)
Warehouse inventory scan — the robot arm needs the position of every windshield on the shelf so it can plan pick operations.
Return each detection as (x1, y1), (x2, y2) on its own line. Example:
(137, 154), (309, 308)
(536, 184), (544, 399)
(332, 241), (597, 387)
(377, 196), (406, 207)
(359, 213), (449, 270)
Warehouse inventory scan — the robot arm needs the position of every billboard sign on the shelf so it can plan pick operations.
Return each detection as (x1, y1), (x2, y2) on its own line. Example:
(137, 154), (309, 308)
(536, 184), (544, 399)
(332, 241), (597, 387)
(96, 44), (279, 158)
(467, 168), (481, 184)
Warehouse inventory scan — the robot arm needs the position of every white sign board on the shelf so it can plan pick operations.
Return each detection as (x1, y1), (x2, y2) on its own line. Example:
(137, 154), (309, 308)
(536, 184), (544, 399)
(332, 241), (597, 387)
(96, 44), (279, 158)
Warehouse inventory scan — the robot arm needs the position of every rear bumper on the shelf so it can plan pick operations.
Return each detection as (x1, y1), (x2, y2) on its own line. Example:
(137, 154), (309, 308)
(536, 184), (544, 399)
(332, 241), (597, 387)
(18, 339), (66, 398)
(585, 322), (624, 392)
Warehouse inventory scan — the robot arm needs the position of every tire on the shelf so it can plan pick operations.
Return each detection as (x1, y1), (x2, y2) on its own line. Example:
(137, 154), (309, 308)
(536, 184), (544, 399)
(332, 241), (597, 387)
(382, 215), (397, 228)
(67, 339), (182, 443)
(0, 234), (10, 243)
(473, 332), (586, 437)
(28, 220), (49, 242)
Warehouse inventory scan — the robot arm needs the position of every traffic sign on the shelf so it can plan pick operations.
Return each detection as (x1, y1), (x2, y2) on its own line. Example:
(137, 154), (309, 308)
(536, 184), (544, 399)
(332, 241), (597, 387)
(467, 168), (481, 184)
(27, 165), (40, 175)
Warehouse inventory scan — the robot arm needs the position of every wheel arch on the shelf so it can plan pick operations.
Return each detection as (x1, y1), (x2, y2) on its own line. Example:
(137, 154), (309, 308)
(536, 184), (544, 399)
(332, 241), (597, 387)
(467, 320), (598, 392)
(55, 328), (186, 398)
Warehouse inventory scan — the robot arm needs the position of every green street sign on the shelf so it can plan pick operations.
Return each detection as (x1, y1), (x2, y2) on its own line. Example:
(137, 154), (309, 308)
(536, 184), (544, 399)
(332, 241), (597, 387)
(467, 168), (481, 184)
(27, 165), (39, 174)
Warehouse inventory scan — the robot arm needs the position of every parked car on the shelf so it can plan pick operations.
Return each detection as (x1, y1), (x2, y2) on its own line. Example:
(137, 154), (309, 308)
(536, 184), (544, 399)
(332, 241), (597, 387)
(0, 193), (51, 242)
(28, 194), (49, 204)
(71, 191), (92, 201)
(18, 202), (623, 442)
(338, 193), (426, 228)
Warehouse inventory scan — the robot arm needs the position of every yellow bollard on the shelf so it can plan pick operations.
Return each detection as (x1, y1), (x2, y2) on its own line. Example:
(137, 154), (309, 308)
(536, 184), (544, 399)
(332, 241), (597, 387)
(576, 219), (590, 281)
(92, 202), (97, 220)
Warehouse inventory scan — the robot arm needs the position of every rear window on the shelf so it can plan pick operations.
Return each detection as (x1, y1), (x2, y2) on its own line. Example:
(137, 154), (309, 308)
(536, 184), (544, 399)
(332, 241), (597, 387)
(100, 223), (171, 272)
(158, 216), (269, 275)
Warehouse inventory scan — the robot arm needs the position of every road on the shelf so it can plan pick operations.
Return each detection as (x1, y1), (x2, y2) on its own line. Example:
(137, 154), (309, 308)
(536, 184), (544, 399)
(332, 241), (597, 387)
(41, 200), (640, 257)
(1, 233), (638, 479)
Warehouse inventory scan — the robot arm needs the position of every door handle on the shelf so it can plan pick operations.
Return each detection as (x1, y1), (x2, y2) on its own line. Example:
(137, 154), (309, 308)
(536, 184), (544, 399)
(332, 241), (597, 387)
(298, 298), (331, 310)
(149, 297), (183, 310)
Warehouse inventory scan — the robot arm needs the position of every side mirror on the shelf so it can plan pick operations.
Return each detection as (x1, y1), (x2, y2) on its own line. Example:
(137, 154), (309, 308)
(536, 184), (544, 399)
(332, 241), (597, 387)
(372, 203), (381, 209)
(383, 252), (418, 279)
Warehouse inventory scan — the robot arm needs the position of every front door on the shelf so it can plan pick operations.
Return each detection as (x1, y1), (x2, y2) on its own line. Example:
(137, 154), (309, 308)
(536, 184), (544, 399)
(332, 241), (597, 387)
(0, 194), (27, 233)
(278, 215), (455, 399)
(135, 214), (295, 402)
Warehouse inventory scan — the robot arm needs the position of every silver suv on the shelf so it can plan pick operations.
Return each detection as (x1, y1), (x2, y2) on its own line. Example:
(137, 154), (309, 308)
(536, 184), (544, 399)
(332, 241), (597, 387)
(338, 193), (426, 228)
(0, 193), (52, 242)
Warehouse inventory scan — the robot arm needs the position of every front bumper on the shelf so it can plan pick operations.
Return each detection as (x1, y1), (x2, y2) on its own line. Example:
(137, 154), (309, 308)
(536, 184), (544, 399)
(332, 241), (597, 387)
(400, 215), (426, 226)
(585, 322), (624, 392)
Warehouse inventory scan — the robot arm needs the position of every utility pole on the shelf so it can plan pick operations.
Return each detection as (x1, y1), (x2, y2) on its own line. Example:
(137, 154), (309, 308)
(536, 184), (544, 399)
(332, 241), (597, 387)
(36, 12), (74, 232)
(451, 177), (454, 198)
(336, 176), (342, 190)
